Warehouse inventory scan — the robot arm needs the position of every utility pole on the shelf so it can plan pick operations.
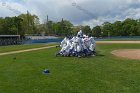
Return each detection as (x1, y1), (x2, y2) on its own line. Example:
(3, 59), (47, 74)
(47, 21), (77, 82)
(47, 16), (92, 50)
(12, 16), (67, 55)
(61, 18), (64, 36)
(47, 15), (49, 23)
(27, 11), (30, 34)
(46, 15), (49, 35)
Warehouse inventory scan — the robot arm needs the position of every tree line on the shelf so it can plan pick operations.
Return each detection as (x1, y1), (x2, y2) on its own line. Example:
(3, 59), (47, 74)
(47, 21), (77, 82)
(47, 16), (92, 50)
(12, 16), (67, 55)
(0, 13), (74, 38)
(0, 13), (39, 38)
(0, 13), (140, 38)
(92, 18), (140, 37)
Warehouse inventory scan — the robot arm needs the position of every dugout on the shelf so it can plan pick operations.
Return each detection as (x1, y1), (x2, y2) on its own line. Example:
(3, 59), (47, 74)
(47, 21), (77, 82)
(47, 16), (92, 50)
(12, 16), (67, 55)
(0, 35), (21, 46)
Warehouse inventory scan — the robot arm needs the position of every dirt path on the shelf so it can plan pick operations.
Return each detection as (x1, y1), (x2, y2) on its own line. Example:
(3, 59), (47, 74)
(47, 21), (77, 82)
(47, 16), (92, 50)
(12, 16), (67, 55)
(0, 45), (56, 56)
(111, 49), (140, 60)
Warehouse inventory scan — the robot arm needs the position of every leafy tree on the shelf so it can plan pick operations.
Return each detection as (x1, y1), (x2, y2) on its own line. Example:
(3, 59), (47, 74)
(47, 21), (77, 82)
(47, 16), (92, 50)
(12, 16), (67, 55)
(72, 26), (81, 35)
(18, 13), (40, 35)
(112, 21), (122, 36)
(92, 26), (101, 37)
(137, 19), (140, 35)
(51, 20), (73, 36)
(122, 18), (137, 36)
(2, 17), (22, 35)
(101, 22), (113, 37)
(82, 25), (91, 35)
(0, 17), (5, 34)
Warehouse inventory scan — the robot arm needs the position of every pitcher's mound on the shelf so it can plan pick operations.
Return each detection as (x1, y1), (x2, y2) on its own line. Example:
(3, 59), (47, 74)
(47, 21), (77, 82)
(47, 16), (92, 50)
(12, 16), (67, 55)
(111, 49), (140, 60)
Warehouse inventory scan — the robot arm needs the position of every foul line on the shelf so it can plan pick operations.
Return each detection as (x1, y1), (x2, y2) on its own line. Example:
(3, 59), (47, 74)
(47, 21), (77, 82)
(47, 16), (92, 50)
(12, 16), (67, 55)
(0, 45), (56, 56)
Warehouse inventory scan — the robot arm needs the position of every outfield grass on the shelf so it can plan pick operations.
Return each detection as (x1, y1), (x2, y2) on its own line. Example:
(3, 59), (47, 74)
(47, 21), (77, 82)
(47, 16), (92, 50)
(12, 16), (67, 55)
(0, 43), (140, 93)
(0, 43), (58, 53)
(97, 38), (140, 41)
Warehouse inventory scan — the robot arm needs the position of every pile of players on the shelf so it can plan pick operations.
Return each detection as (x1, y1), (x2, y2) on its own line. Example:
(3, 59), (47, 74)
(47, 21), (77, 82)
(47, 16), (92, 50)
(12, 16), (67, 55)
(56, 30), (96, 57)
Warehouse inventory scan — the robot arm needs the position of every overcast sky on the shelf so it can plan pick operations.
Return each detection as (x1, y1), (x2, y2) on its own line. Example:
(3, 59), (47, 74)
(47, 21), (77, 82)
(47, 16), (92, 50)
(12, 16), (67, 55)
(0, 0), (140, 27)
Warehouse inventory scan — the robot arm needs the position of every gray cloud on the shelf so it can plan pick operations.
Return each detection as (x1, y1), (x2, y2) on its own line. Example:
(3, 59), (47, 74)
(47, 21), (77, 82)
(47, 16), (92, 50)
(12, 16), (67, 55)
(0, 0), (140, 27)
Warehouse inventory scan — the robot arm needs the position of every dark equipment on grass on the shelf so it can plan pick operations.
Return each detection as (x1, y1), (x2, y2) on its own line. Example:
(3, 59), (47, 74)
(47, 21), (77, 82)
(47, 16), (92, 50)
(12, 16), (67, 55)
(43, 69), (50, 74)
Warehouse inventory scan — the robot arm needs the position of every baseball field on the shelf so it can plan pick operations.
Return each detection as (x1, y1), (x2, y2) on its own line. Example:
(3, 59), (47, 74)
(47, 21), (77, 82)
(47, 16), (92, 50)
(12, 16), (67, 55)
(0, 41), (140, 93)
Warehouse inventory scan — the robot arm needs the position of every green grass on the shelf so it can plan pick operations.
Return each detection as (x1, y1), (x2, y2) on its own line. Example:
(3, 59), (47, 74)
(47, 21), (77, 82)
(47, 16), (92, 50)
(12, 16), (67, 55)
(0, 43), (140, 93)
(0, 43), (58, 53)
(97, 38), (140, 41)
